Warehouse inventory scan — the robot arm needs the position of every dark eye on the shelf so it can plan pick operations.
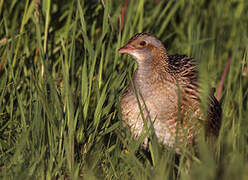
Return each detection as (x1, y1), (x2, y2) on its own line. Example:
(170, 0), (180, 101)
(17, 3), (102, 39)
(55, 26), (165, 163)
(139, 41), (146, 46)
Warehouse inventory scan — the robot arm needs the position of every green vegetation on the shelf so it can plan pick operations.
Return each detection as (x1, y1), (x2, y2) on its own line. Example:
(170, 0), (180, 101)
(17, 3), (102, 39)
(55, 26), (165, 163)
(0, 0), (248, 179)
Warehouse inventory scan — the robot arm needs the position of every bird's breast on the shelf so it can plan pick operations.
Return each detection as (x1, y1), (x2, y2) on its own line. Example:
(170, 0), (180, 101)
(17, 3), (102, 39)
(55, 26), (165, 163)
(120, 83), (188, 147)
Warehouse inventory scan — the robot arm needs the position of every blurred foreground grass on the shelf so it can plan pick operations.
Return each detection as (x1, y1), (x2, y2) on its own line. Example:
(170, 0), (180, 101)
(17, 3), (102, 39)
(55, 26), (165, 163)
(0, 0), (248, 179)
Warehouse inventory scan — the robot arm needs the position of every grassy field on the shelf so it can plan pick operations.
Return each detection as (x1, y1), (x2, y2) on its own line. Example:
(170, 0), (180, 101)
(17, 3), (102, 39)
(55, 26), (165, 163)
(0, 0), (248, 179)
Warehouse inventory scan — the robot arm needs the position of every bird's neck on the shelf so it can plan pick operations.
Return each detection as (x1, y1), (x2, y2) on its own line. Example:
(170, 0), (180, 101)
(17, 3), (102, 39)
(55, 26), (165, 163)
(133, 52), (174, 92)
(133, 61), (154, 86)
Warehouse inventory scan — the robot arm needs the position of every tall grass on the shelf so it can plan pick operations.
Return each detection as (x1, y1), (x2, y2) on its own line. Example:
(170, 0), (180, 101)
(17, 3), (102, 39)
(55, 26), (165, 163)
(0, 0), (248, 179)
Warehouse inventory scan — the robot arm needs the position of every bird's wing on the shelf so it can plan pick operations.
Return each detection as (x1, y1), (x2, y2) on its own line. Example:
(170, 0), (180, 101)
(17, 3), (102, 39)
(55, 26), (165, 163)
(168, 54), (198, 99)
(168, 54), (222, 136)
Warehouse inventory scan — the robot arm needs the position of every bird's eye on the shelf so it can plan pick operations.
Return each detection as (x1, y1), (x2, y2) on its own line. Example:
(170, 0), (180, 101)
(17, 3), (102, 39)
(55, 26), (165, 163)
(139, 41), (146, 46)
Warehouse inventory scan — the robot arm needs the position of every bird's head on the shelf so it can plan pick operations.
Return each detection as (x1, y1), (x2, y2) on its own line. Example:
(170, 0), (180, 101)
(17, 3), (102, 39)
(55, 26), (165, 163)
(118, 33), (167, 64)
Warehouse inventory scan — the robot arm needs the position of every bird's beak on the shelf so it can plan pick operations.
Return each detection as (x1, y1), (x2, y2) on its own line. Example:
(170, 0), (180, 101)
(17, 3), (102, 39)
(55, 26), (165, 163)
(118, 43), (135, 54)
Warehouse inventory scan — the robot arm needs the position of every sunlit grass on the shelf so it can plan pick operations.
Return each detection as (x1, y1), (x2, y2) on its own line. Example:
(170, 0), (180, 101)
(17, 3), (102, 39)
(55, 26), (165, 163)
(0, 0), (248, 179)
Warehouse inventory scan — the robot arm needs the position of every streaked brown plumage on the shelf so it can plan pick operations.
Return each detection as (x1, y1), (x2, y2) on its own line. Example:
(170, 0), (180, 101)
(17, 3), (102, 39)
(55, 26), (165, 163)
(119, 33), (221, 152)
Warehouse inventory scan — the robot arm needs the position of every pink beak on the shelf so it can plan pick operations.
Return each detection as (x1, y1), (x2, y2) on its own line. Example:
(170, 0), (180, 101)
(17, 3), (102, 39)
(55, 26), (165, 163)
(118, 43), (135, 54)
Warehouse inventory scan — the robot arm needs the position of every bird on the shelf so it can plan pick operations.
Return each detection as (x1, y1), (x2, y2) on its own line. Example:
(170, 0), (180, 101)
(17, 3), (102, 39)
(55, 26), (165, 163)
(118, 33), (222, 153)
